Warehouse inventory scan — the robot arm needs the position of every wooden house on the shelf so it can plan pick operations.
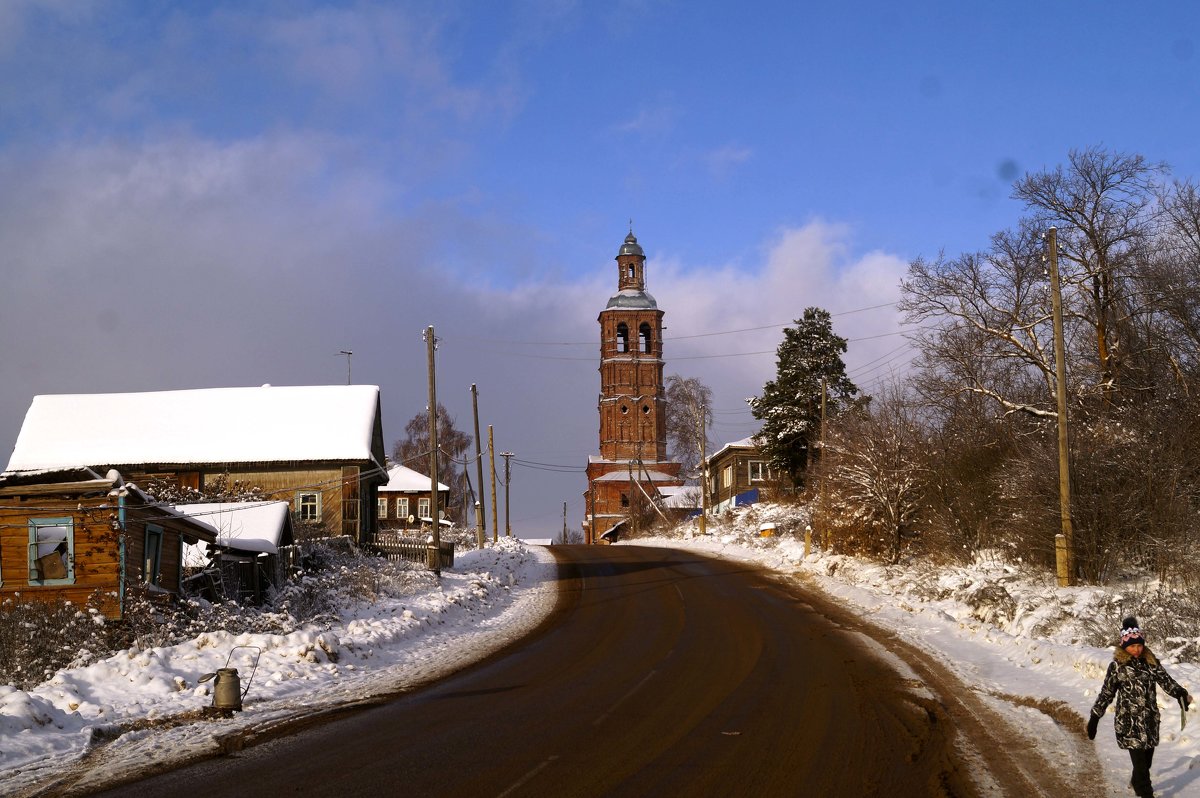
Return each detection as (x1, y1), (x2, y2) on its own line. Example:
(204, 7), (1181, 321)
(3, 385), (388, 545)
(0, 468), (217, 618)
(705, 436), (774, 514)
(377, 464), (450, 533)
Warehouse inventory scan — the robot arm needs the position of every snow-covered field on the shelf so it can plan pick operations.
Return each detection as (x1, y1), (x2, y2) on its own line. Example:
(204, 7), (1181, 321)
(2, 506), (1199, 797)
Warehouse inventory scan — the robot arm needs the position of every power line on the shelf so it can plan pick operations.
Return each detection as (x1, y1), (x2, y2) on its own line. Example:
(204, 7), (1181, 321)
(448, 299), (904, 348)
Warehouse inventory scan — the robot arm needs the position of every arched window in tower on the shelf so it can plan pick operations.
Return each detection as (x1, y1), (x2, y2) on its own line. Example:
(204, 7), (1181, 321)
(639, 322), (652, 353)
(628, 264), (636, 280)
(616, 323), (629, 352)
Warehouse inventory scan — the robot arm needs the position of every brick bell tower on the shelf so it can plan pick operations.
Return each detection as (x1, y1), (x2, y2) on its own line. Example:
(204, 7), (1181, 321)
(584, 230), (683, 543)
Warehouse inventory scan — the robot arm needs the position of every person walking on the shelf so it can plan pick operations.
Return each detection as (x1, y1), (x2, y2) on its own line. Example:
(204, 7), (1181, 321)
(1087, 617), (1192, 798)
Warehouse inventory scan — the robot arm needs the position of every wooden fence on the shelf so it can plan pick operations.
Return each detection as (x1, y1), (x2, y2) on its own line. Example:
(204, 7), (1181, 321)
(369, 536), (455, 570)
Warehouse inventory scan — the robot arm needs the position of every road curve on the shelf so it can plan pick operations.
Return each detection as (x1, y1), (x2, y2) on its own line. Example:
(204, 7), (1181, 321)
(87, 544), (1053, 797)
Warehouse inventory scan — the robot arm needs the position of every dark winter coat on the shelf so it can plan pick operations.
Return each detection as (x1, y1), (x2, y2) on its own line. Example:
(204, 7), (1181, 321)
(1090, 645), (1188, 749)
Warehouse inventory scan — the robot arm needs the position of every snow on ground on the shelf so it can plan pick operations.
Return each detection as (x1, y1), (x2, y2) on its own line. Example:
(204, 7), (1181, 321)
(3, 505), (1200, 797)
(631, 503), (1200, 798)
(0, 538), (557, 797)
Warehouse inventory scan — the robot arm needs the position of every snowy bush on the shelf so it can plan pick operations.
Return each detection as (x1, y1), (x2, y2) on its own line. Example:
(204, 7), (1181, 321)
(0, 592), (123, 690)
(0, 546), (437, 689)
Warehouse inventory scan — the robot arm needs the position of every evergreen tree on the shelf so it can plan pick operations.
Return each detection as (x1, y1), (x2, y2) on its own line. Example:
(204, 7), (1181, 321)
(748, 307), (859, 486)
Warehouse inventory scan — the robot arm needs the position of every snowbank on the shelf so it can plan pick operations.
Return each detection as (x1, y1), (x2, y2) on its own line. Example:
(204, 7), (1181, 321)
(0, 538), (557, 796)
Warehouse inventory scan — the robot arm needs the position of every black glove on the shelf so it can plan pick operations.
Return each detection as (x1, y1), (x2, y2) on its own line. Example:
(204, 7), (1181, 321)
(1086, 712), (1099, 740)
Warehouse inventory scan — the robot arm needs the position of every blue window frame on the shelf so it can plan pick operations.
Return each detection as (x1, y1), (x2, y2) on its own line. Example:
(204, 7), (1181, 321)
(28, 517), (75, 585)
(144, 524), (164, 585)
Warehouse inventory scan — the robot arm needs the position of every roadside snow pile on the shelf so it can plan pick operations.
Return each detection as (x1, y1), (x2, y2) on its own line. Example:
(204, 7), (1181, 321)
(0, 538), (556, 792)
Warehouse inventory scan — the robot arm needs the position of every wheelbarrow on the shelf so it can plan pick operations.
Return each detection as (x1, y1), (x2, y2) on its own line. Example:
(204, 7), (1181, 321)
(198, 645), (262, 713)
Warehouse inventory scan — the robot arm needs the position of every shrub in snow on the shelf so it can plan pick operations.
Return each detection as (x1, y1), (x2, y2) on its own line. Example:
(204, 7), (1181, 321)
(1, 544), (440, 690)
(0, 592), (124, 690)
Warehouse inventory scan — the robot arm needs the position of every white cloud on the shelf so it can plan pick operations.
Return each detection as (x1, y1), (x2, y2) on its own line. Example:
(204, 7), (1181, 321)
(0, 133), (911, 534)
(701, 144), (753, 179)
(612, 105), (677, 136)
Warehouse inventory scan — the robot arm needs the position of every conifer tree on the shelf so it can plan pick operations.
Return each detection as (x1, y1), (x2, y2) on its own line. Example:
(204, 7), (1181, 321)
(748, 307), (859, 486)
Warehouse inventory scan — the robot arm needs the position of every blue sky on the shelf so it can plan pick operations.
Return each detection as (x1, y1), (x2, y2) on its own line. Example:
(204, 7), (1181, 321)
(2, 1), (1199, 533)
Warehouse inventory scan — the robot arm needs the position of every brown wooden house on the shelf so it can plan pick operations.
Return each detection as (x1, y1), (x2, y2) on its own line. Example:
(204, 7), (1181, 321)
(705, 436), (773, 514)
(0, 468), (217, 618)
(3, 385), (388, 545)
(376, 464), (450, 533)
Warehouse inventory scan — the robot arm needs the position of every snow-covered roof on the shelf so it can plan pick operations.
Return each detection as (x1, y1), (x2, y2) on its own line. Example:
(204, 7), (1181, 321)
(380, 464), (448, 493)
(706, 435), (760, 463)
(658, 485), (701, 509)
(4, 385), (384, 473)
(592, 469), (681, 483)
(174, 501), (292, 555)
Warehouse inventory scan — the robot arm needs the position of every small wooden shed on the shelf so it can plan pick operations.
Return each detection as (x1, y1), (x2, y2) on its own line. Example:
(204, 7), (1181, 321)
(176, 501), (295, 604)
(0, 468), (217, 619)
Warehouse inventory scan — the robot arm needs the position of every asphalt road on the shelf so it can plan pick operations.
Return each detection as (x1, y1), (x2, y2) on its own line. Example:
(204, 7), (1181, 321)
(86, 544), (1091, 797)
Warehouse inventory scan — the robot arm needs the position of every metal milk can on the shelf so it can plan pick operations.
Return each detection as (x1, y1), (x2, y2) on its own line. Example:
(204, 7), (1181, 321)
(198, 645), (261, 713)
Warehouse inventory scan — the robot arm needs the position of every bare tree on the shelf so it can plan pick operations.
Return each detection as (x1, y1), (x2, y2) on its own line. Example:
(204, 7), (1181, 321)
(901, 221), (1065, 420)
(818, 388), (927, 564)
(664, 374), (713, 478)
(1013, 147), (1166, 401)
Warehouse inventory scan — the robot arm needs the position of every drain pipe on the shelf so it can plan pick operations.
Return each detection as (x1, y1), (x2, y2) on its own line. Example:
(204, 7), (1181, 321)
(108, 474), (129, 619)
(117, 491), (127, 617)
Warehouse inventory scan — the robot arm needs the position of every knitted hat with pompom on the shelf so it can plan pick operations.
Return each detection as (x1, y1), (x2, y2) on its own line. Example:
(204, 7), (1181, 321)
(1121, 616), (1145, 648)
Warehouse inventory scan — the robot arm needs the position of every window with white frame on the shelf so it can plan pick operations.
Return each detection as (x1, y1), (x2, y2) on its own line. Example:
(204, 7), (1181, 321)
(418, 497), (431, 519)
(748, 461), (770, 482)
(397, 497), (410, 520)
(297, 491), (321, 522)
(28, 517), (74, 585)
(722, 465), (733, 488)
(144, 524), (164, 585)
(377, 497), (388, 519)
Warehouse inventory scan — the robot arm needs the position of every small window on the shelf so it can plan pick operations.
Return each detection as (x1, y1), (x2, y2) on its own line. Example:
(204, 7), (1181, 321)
(377, 497), (388, 519)
(298, 491), (321, 522)
(620, 493), (629, 508)
(722, 465), (733, 488)
(642, 405), (650, 415)
(28, 517), (74, 585)
(628, 264), (635, 280)
(144, 525), (164, 585)
(748, 461), (770, 482)
(616, 323), (629, 353)
(418, 497), (431, 519)
(639, 322), (652, 353)
(397, 497), (410, 520)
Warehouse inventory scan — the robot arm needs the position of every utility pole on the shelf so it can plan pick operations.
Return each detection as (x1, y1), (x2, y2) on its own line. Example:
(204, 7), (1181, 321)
(588, 486), (596, 545)
(562, 501), (568, 545)
(338, 350), (353, 385)
(489, 426), (498, 543)
(1047, 227), (1075, 587)
(501, 452), (514, 537)
(471, 384), (486, 548)
(698, 404), (708, 536)
(819, 377), (828, 549)
(627, 460), (636, 538)
(424, 327), (440, 576)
